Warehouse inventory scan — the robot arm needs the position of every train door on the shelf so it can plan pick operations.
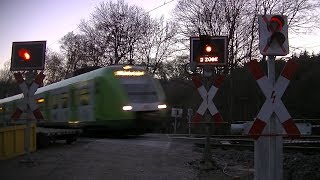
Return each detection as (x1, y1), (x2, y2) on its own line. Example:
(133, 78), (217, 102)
(43, 93), (51, 121)
(77, 81), (95, 122)
(50, 87), (73, 123)
(69, 87), (78, 123)
(60, 87), (70, 123)
(50, 92), (61, 122)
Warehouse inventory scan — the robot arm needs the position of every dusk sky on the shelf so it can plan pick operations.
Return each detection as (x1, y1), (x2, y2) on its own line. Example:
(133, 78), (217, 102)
(0, 0), (319, 68)
(0, 0), (176, 67)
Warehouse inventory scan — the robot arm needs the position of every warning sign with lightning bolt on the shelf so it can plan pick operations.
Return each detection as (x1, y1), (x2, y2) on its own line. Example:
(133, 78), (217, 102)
(246, 59), (300, 139)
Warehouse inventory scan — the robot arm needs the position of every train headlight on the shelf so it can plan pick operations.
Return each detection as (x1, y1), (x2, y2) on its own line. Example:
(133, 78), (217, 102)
(158, 104), (167, 109)
(114, 70), (145, 76)
(123, 105), (133, 111)
(68, 121), (80, 124)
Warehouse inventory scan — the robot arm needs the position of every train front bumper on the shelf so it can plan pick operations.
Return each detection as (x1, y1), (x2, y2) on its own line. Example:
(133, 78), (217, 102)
(122, 103), (167, 112)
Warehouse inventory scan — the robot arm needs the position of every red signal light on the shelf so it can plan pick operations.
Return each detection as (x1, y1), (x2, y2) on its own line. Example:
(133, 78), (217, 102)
(270, 15), (284, 31)
(18, 48), (31, 61)
(205, 45), (212, 53)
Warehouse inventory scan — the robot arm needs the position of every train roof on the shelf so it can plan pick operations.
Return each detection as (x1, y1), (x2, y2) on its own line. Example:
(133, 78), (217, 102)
(0, 65), (145, 104)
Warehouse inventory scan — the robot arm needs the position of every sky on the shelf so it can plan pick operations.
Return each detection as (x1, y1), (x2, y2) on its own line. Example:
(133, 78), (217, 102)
(0, 0), (177, 68)
(0, 0), (319, 68)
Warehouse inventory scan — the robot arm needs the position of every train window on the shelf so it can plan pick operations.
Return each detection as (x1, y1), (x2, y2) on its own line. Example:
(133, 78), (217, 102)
(52, 95), (59, 109)
(122, 83), (158, 103)
(79, 89), (89, 106)
(70, 88), (77, 107)
(61, 93), (68, 108)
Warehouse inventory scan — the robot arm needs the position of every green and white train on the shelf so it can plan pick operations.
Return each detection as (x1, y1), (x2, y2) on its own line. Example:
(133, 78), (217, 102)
(0, 65), (167, 132)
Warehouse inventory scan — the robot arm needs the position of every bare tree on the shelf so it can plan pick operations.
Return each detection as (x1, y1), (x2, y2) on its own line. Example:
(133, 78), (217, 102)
(0, 61), (18, 98)
(60, 32), (88, 73)
(162, 55), (190, 80)
(174, 0), (245, 81)
(84, 0), (151, 64)
(136, 17), (179, 75)
(79, 19), (105, 67)
(173, 0), (320, 122)
(0, 61), (12, 82)
(44, 49), (66, 84)
(58, 0), (179, 76)
(174, 0), (320, 67)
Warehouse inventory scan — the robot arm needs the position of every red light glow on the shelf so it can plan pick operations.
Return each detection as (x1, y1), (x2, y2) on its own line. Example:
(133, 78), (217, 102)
(18, 48), (31, 61)
(270, 17), (283, 31)
(205, 45), (212, 53)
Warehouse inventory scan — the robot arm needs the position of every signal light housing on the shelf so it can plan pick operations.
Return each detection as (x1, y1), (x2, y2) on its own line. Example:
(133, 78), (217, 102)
(258, 15), (288, 56)
(10, 41), (46, 71)
(190, 36), (227, 66)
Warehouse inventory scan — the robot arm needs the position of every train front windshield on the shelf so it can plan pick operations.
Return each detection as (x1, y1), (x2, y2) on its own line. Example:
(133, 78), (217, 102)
(114, 68), (159, 103)
(122, 82), (158, 103)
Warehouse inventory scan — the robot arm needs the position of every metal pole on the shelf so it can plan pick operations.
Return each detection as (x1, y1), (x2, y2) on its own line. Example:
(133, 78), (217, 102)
(187, 108), (193, 137)
(203, 113), (212, 162)
(25, 118), (31, 158)
(22, 71), (35, 163)
(188, 114), (191, 137)
(267, 56), (283, 180)
(174, 117), (177, 134)
(203, 67), (213, 164)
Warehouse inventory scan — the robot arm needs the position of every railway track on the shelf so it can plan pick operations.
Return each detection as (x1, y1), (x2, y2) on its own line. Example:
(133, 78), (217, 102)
(195, 142), (320, 153)
(193, 137), (320, 153)
(168, 134), (320, 153)
(191, 134), (320, 140)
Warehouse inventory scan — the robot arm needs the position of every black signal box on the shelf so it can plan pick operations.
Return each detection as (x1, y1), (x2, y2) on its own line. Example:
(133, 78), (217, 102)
(190, 36), (227, 66)
(10, 41), (46, 71)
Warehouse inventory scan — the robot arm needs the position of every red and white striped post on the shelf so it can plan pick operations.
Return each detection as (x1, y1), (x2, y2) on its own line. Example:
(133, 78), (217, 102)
(12, 71), (45, 162)
(191, 74), (225, 163)
(247, 58), (300, 180)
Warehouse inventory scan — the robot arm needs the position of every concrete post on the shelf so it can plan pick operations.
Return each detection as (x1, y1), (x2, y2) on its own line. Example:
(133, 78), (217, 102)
(254, 56), (283, 180)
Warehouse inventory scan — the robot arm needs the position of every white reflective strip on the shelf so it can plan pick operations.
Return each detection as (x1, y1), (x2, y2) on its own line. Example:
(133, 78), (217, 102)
(28, 82), (39, 97)
(256, 100), (273, 123)
(207, 85), (218, 100)
(197, 86), (207, 99)
(273, 76), (290, 98)
(256, 76), (273, 97)
(197, 100), (207, 115)
(196, 84), (221, 117)
(207, 101), (218, 116)
(274, 101), (291, 123)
